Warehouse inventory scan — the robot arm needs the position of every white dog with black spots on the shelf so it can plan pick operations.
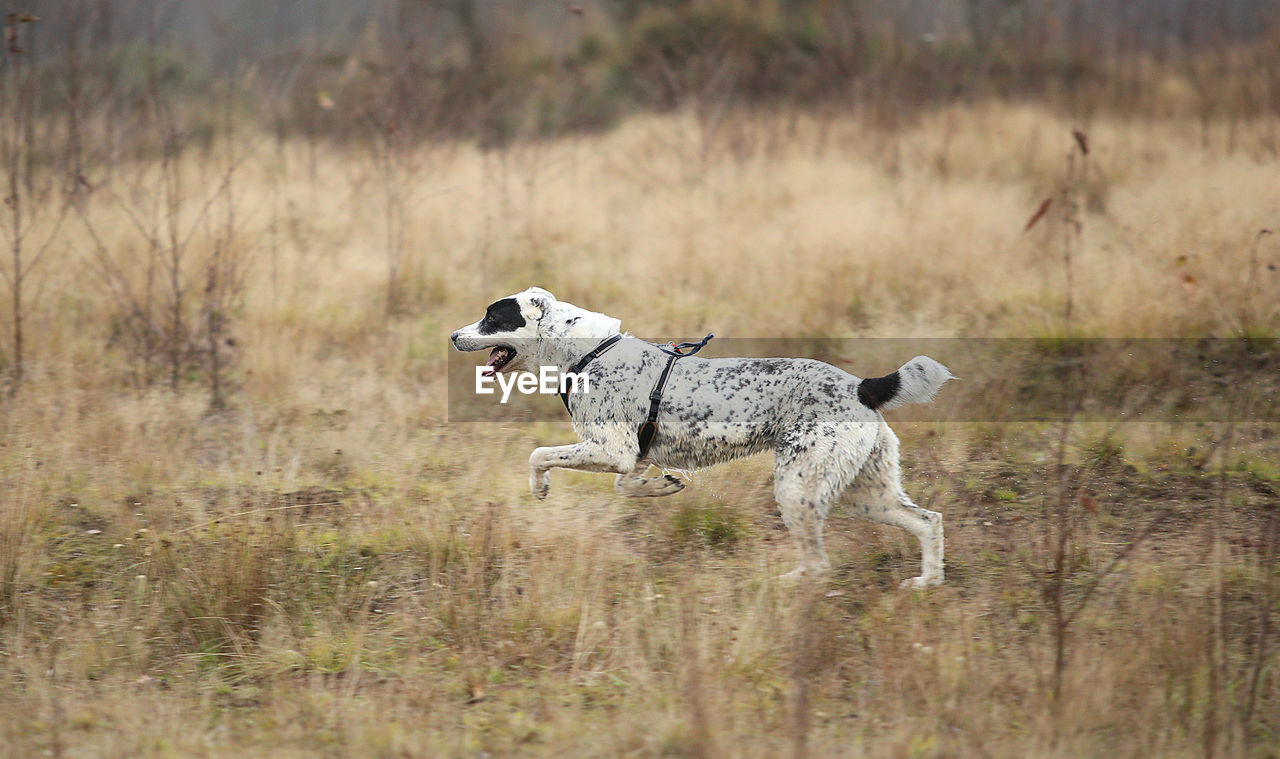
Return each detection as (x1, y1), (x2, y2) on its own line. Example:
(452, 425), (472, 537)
(451, 287), (955, 586)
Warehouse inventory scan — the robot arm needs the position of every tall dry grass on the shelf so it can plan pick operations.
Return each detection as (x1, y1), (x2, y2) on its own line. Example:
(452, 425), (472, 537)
(1, 102), (1278, 757)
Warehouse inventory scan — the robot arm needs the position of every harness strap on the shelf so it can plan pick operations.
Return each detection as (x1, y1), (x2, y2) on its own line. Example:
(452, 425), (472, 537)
(558, 334), (623, 414)
(637, 332), (714, 459)
(556, 331), (716, 462)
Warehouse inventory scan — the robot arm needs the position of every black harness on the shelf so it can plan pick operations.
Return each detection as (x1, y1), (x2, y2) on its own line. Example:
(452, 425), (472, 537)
(559, 333), (715, 459)
(557, 334), (624, 414)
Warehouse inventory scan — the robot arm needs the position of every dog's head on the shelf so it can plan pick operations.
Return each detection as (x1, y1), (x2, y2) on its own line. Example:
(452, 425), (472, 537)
(450, 287), (622, 375)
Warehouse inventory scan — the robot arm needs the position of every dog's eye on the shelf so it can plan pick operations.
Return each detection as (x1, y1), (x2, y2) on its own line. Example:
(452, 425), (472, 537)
(566, 317), (579, 325)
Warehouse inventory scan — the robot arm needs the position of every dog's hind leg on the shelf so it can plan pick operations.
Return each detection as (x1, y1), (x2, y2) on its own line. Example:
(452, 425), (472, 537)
(615, 466), (685, 498)
(529, 440), (636, 499)
(772, 455), (844, 581)
(772, 421), (881, 581)
(862, 487), (944, 588)
(847, 436), (944, 588)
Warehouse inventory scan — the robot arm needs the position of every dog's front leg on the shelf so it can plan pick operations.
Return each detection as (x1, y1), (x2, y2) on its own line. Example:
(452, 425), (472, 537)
(528, 442), (635, 499)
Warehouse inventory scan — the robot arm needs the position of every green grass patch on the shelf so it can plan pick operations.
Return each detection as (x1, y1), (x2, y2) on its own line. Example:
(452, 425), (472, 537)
(670, 504), (746, 551)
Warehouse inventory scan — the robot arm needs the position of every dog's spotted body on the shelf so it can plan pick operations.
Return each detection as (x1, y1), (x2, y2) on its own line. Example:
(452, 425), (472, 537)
(451, 287), (955, 585)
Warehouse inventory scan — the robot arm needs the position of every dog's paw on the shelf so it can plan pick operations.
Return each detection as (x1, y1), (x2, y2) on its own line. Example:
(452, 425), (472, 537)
(900, 575), (944, 590)
(530, 469), (550, 500)
(775, 565), (829, 584)
(615, 473), (685, 498)
(775, 568), (804, 584)
(639, 475), (684, 497)
(657, 474), (685, 494)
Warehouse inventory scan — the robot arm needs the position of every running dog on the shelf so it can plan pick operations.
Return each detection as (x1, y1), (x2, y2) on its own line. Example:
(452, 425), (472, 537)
(450, 287), (955, 586)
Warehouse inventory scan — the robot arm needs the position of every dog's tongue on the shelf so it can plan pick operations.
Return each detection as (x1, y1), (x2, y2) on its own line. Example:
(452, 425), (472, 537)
(482, 347), (507, 377)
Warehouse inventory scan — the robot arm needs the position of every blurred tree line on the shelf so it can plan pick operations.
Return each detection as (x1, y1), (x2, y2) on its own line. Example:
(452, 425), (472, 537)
(4, 0), (1280, 150)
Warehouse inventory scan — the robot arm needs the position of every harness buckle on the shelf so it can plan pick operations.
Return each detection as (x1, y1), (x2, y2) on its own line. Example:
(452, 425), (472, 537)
(658, 332), (715, 358)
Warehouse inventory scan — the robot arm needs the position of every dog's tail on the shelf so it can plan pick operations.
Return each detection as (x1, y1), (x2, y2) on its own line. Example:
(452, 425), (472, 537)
(857, 356), (955, 411)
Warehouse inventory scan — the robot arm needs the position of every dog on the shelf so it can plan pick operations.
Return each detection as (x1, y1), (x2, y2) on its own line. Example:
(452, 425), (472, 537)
(451, 287), (955, 586)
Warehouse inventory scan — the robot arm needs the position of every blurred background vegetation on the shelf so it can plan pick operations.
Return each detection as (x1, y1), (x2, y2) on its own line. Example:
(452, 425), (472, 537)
(14, 0), (1280, 154)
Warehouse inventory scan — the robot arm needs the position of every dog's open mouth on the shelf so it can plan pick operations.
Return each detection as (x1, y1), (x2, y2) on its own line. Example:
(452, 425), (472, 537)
(482, 346), (516, 376)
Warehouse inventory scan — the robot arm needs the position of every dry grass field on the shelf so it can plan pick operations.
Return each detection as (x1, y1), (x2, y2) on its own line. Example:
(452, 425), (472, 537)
(2, 101), (1279, 757)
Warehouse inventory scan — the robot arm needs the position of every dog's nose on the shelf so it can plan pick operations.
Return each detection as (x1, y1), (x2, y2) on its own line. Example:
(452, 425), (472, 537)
(450, 330), (460, 344)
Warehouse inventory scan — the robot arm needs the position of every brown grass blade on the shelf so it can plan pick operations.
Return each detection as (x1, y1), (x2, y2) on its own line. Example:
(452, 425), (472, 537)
(1025, 197), (1053, 232)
